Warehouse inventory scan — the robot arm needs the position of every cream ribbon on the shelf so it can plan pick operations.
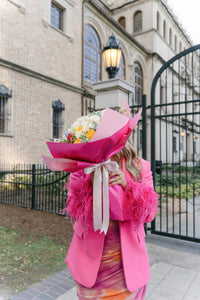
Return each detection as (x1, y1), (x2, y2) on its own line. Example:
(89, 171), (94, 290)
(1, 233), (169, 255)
(84, 159), (119, 235)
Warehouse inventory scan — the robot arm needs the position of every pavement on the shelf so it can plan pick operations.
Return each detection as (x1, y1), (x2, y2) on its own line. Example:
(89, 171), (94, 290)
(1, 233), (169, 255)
(9, 233), (200, 300)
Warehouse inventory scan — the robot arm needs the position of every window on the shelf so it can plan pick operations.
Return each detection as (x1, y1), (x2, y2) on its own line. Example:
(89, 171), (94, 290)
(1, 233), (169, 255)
(194, 141), (196, 154)
(133, 61), (143, 105)
(173, 136), (177, 152)
(117, 52), (126, 80)
(134, 11), (142, 33)
(52, 100), (65, 139)
(0, 85), (12, 135)
(118, 17), (126, 29)
(139, 128), (143, 149)
(163, 20), (166, 39)
(179, 41), (182, 52)
(84, 24), (102, 83)
(161, 86), (165, 104)
(51, 2), (64, 31)
(174, 35), (177, 52)
(156, 11), (160, 31)
(169, 28), (172, 46)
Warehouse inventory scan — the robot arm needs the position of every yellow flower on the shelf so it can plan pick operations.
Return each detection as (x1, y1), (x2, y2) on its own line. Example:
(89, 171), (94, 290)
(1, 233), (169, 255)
(74, 138), (80, 144)
(75, 126), (82, 132)
(86, 129), (95, 140)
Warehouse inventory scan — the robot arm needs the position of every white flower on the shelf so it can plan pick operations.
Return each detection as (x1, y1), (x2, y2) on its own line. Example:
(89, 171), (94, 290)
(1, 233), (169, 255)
(82, 125), (90, 134)
(75, 130), (82, 139)
(66, 109), (105, 142)
(90, 115), (100, 123)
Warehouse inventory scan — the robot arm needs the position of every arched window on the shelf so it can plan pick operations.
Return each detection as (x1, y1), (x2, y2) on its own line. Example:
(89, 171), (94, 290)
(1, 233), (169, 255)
(118, 16), (126, 29)
(117, 52), (126, 79)
(84, 24), (102, 83)
(169, 28), (172, 46)
(134, 11), (142, 33)
(133, 61), (143, 105)
(156, 11), (160, 31)
(163, 20), (166, 39)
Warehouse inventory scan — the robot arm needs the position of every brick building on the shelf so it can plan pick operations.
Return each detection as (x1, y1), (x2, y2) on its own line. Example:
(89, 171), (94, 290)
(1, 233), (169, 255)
(0, 0), (198, 163)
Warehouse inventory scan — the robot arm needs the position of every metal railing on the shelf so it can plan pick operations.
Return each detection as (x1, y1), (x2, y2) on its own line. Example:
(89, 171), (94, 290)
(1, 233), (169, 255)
(0, 164), (69, 214)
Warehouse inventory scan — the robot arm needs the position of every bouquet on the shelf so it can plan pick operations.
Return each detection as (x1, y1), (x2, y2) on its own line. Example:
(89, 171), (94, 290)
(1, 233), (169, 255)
(59, 110), (104, 144)
(42, 99), (142, 234)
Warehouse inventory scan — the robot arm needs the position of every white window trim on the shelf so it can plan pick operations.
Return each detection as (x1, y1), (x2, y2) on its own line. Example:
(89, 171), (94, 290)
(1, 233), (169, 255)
(43, 0), (75, 41)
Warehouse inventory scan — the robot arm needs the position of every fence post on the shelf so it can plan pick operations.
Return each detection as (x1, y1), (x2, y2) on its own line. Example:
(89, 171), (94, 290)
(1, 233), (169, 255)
(142, 95), (147, 160)
(31, 164), (36, 209)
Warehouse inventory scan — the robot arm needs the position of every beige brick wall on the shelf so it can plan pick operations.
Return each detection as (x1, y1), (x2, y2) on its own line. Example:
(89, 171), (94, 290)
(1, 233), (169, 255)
(0, 0), (83, 164)
(0, 66), (82, 164)
(1, 0), (82, 87)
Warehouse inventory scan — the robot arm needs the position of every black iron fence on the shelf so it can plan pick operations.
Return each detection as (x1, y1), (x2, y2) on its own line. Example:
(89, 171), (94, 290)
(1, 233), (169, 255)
(0, 164), (69, 214)
(151, 44), (200, 243)
(129, 94), (150, 160)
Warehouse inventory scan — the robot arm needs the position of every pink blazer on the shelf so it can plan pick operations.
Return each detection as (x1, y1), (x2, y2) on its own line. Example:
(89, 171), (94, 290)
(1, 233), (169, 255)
(65, 159), (158, 292)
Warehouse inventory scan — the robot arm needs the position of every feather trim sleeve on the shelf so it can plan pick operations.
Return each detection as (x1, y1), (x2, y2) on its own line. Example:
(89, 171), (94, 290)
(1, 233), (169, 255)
(123, 179), (158, 225)
(63, 170), (93, 230)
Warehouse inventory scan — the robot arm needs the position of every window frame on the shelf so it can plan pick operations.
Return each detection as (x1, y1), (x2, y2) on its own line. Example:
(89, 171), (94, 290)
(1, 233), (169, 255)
(169, 28), (172, 47)
(174, 35), (177, 53)
(163, 20), (166, 39)
(117, 52), (126, 80)
(156, 11), (160, 32)
(83, 24), (102, 83)
(133, 61), (143, 105)
(51, 2), (64, 31)
(52, 100), (65, 139)
(173, 136), (177, 152)
(118, 16), (126, 29)
(133, 11), (143, 33)
(0, 85), (12, 136)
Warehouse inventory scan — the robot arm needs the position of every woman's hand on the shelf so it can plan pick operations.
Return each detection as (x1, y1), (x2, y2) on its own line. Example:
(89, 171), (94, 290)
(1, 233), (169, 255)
(109, 169), (127, 189)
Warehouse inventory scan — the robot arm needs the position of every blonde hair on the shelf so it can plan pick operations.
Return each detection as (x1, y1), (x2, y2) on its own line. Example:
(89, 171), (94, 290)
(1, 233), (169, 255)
(112, 139), (142, 180)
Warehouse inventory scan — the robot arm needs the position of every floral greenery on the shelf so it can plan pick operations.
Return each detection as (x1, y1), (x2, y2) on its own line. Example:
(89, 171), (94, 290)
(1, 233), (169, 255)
(59, 110), (104, 144)
(155, 173), (200, 199)
(161, 164), (200, 174)
(0, 171), (69, 194)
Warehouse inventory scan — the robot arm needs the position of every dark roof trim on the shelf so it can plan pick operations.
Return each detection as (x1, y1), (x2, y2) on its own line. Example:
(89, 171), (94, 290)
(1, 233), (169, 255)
(87, 0), (152, 55)
(110, 0), (140, 12)
(97, 0), (140, 12)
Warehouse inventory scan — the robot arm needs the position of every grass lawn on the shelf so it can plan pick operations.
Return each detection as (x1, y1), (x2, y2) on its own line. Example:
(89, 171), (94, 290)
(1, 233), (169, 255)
(0, 225), (69, 297)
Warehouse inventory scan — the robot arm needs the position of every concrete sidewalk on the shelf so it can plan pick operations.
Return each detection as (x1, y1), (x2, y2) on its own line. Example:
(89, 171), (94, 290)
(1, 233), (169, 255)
(10, 234), (200, 300)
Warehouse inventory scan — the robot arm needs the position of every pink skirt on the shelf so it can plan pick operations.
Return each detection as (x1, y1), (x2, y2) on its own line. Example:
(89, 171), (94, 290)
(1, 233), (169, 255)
(76, 220), (147, 300)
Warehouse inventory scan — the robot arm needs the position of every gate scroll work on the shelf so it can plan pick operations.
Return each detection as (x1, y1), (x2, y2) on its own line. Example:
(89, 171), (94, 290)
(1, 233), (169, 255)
(151, 45), (200, 242)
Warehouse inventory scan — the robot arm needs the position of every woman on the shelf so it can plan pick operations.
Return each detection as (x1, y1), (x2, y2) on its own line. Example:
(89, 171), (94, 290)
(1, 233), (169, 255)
(64, 139), (158, 300)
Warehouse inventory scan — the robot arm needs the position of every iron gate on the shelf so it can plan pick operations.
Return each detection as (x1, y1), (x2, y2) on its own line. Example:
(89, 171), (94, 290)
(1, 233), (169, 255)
(151, 44), (200, 242)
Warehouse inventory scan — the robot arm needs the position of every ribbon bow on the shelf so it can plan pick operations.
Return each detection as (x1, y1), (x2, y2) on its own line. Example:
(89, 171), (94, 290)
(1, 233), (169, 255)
(84, 159), (119, 235)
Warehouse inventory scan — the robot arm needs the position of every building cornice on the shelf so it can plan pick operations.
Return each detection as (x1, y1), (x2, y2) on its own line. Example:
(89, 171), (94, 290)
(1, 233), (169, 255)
(157, 0), (193, 46)
(87, 0), (152, 55)
(0, 58), (84, 95)
(95, 0), (193, 47)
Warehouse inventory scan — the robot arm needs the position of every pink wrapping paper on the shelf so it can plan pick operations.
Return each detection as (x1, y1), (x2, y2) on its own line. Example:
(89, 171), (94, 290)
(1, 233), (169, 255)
(42, 100), (142, 173)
